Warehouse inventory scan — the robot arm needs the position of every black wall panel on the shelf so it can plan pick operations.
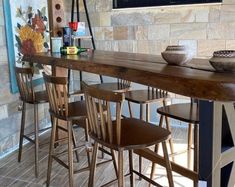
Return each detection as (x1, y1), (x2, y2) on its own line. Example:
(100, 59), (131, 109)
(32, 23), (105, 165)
(113, 0), (222, 9)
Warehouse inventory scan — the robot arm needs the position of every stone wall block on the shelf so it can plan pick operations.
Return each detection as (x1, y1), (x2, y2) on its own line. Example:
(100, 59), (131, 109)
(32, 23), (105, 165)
(0, 65), (9, 89)
(137, 40), (150, 54)
(134, 26), (148, 40)
(148, 40), (169, 55)
(148, 24), (170, 40)
(0, 47), (8, 64)
(151, 7), (195, 23)
(96, 0), (112, 12)
(118, 40), (135, 53)
(89, 13), (100, 27)
(207, 23), (235, 39)
(111, 12), (154, 26)
(94, 27), (104, 40)
(223, 0), (235, 5)
(195, 9), (209, 22)
(220, 5), (235, 22)
(198, 40), (225, 57)
(0, 105), (8, 120)
(209, 6), (221, 23)
(128, 26), (135, 40)
(226, 40), (235, 49)
(0, 5), (4, 26)
(113, 26), (128, 40)
(170, 23), (207, 39)
(96, 41), (113, 51)
(100, 12), (111, 26)
(0, 26), (6, 46)
(104, 27), (113, 40)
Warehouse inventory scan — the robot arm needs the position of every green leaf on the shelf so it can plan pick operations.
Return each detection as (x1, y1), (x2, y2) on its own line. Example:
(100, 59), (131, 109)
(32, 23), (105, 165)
(37, 9), (41, 17)
(43, 16), (47, 21)
(27, 6), (32, 14)
(41, 7), (46, 16)
(16, 7), (22, 17)
(15, 35), (22, 48)
(17, 23), (21, 29)
(43, 42), (49, 48)
(28, 13), (33, 20)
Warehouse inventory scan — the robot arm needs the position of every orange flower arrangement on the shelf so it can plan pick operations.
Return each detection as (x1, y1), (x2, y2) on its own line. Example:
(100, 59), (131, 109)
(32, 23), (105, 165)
(15, 6), (49, 56)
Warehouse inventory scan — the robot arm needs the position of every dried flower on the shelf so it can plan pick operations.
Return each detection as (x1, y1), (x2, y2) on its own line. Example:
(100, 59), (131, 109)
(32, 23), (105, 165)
(21, 39), (36, 55)
(32, 14), (45, 33)
(18, 25), (44, 52)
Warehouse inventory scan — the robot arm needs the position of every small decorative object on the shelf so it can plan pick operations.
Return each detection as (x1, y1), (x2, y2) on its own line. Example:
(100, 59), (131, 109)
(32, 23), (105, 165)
(75, 22), (86, 36)
(3, 0), (50, 93)
(69, 21), (78, 32)
(51, 37), (63, 53)
(60, 46), (87, 55)
(161, 45), (192, 66)
(63, 27), (72, 46)
(209, 50), (235, 73)
(15, 6), (49, 57)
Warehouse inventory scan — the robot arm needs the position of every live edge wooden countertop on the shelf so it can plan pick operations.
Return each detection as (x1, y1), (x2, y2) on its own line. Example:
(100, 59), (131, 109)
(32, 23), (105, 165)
(23, 50), (235, 102)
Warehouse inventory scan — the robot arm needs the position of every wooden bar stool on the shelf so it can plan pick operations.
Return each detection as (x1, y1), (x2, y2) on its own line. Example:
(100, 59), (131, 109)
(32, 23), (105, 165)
(43, 73), (117, 187)
(150, 101), (199, 186)
(125, 87), (173, 178)
(43, 73), (90, 187)
(15, 67), (49, 178)
(83, 82), (174, 187)
(90, 78), (131, 93)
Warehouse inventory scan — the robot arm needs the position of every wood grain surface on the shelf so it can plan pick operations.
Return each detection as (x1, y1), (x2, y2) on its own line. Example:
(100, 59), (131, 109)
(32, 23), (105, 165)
(23, 50), (235, 101)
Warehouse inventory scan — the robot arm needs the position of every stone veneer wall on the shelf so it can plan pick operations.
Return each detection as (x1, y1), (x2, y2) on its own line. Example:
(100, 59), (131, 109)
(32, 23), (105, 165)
(0, 0), (50, 158)
(63, 0), (235, 58)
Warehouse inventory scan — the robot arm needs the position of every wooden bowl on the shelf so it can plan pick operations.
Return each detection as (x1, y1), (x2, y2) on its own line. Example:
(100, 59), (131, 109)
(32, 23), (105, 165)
(209, 50), (235, 73)
(161, 45), (192, 66)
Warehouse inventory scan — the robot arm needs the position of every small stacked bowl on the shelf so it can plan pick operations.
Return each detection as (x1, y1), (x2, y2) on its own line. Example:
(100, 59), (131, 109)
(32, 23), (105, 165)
(209, 50), (235, 73)
(161, 45), (192, 66)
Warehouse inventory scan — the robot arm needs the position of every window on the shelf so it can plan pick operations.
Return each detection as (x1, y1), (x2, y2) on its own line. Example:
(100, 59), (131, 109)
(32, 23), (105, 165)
(113, 0), (222, 9)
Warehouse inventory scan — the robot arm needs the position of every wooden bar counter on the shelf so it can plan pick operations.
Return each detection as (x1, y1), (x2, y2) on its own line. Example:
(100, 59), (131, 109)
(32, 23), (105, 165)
(23, 50), (235, 187)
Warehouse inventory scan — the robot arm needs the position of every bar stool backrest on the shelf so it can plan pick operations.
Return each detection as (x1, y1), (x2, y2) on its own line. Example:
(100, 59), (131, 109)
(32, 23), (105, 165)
(83, 82), (125, 145)
(147, 86), (168, 97)
(43, 73), (69, 118)
(117, 79), (131, 88)
(15, 67), (35, 102)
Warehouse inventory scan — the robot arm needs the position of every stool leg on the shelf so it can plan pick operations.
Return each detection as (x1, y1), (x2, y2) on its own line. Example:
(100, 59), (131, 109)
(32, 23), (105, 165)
(85, 119), (91, 166)
(162, 141), (174, 187)
(193, 124), (199, 187)
(138, 104), (144, 180)
(129, 150), (135, 187)
(163, 100), (175, 162)
(18, 101), (26, 162)
(72, 129), (79, 162)
(165, 116), (175, 162)
(146, 104), (150, 122)
(118, 149), (125, 187)
(187, 123), (193, 169)
(149, 115), (164, 187)
(128, 101), (133, 118)
(46, 117), (57, 187)
(88, 142), (99, 187)
(67, 121), (74, 187)
(111, 150), (118, 178)
(34, 104), (39, 178)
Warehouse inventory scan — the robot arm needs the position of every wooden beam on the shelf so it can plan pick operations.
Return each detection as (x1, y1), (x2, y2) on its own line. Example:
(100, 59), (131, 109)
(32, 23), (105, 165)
(134, 148), (198, 181)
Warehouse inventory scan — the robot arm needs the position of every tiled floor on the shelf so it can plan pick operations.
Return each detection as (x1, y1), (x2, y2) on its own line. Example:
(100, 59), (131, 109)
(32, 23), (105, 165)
(0, 126), (194, 187)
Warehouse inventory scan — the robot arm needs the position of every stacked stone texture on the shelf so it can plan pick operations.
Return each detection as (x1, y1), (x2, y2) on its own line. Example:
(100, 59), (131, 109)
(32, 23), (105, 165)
(63, 0), (235, 57)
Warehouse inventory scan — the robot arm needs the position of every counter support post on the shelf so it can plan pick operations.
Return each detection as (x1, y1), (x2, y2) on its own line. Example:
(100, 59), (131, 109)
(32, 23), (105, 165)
(199, 101), (235, 187)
